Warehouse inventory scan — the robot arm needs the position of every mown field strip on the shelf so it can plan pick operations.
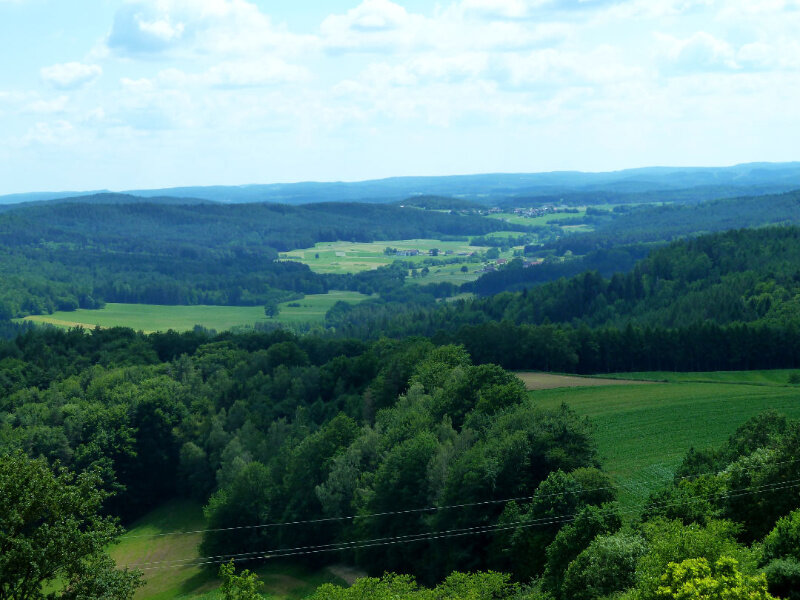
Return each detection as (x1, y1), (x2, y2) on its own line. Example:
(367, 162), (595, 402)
(516, 372), (658, 390)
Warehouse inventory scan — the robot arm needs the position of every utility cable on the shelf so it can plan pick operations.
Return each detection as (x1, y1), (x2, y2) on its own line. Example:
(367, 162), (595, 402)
(126, 477), (800, 571)
(124, 455), (800, 540)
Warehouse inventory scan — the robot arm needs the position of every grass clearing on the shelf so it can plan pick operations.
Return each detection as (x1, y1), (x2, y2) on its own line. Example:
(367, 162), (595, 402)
(112, 501), (345, 600)
(20, 292), (369, 333)
(531, 378), (800, 508)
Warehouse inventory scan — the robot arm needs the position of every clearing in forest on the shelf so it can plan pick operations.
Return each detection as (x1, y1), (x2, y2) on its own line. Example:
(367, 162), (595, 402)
(19, 291), (369, 333)
(112, 500), (346, 600)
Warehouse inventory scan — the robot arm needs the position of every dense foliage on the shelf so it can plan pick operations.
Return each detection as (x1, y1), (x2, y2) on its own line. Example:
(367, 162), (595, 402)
(0, 450), (142, 600)
(327, 227), (800, 373)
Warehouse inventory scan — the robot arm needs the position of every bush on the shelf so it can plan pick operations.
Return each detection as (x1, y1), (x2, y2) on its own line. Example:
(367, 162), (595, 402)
(561, 533), (646, 600)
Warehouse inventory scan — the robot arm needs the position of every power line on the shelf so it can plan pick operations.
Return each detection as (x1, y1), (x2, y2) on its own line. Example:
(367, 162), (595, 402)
(123, 455), (800, 540)
(127, 477), (800, 571)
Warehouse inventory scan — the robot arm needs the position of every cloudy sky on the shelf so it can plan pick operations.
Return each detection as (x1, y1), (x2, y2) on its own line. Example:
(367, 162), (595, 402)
(0, 0), (799, 193)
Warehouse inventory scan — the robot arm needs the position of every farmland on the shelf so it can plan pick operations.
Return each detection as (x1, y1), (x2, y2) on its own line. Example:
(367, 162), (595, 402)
(277, 238), (518, 276)
(531, 376), (800, 507)
(486, 209), (587, 227)
(516, 371), (656, 390)
(19, 291), (370, 333)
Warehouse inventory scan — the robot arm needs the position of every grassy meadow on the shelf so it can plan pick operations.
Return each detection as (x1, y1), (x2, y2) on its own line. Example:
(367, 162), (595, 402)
(278, 239), (491, 275)
(20, 291), (370, 333)
(528, 374), (800, 507)
(486, 209), (587, 228)
(277, 236), (534, 290)
(111, 501), (346, 600)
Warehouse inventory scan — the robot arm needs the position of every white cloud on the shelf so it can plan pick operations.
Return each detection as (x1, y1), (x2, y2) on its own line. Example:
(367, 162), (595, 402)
(24, 96), (69, 114)
(320, 0), (429, 52)
(158, 59), (310, 88)
(608, 0), (713, 18)
(658, 32), (739, 72)
(40, 62), (102, 90)
(737, 40), (800, 70)
(22, 120), (77, 146)
(459, 0), (620, 20)
(107, 0), (312, 57)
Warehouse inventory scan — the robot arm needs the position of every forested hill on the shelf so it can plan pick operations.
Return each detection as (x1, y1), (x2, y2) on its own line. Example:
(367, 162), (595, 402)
(467, 188), (800, 296)
(0, 201), (512, 252)
(0, 201), (517, 317)
(0, 192), (215, 212)
(329, 226), (800, 372)
(554, 189), (800, 251)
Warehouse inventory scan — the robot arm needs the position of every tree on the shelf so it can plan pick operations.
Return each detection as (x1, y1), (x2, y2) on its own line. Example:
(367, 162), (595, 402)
(655, 557), (775, 600)
(561, 533), (646, 600)
(0, 451), (142, 600)
(219, 561), (263, 600)
(264, 300), (280, 318)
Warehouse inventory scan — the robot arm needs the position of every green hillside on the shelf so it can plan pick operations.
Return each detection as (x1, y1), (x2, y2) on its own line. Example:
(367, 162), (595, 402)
(533, 377), (800, 507)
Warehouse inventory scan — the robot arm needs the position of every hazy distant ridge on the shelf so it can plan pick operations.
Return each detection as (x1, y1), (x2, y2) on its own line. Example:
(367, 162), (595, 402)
(3, 162), (799, 206)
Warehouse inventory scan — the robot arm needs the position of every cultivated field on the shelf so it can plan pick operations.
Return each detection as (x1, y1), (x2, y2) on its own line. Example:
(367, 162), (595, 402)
(516, 372), (656, 390)
(532, 376), (800, 507)
(278, 238), (510, 276)
(20, 291), (369, 333)
(604, 369), (800, 386)
(112, 501), (345, 600)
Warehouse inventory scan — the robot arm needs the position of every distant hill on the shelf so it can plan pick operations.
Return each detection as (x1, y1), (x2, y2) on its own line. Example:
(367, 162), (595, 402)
(0, 192), (214, 212)
(3, 162), (798, 206)
(392, 195), (483, 210)
(0, 200), (519, 318)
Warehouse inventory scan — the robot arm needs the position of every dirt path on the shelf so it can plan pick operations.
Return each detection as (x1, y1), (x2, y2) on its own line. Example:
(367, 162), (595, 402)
(326, 565), (367, 585)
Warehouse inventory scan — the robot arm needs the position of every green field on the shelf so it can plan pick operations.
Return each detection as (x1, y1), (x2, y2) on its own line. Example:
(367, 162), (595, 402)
(532, 376), (800, 508)
(604, 369), (800, 386)
(111, 501), (346, 599)
(278, 239), (507, 275)
(20, 292), (370, 333)
(487, 210), (587, 228)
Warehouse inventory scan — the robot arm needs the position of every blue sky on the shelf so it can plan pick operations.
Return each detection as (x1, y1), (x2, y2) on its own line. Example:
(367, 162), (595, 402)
(1, 0), (799, 193)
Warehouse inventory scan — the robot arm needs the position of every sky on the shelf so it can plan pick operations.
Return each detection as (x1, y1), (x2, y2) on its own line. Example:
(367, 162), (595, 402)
(0, 0), (799, 194)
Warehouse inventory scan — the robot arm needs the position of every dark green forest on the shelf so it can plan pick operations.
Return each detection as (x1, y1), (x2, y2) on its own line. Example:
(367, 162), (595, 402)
(2, 325), (799, 598)
(471, 189), (800, 296)
(328, 226), (800, 372)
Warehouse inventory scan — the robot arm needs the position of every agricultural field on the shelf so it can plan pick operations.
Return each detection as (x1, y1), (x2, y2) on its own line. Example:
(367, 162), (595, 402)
(111, 501), (346, 600)
(278, 238), (518, 276)
(530, 375), (800, 509)
(516, 372), (656, 390)
(486, 209), (587, 228)
(19, 291), (370, 333)
(604, 369), (800, 386)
